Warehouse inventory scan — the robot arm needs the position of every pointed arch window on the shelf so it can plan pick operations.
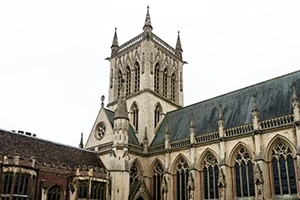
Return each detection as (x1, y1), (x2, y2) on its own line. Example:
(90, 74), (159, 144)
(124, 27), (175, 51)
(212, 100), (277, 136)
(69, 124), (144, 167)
(154, 104), (162, 128)
(171, 73), (176, 101)
(163, 68), (168, 97)
(153, 162), (164, 200)
(47, 185), (62, 200)
(154, 63), (160, 93)
(126, 66), (131, 95)
(134, 62), (140, 92)
(176, 158), (189, 200)
(117, 70), (123, 99)
(271, 141), (297, 195)
(203, 153), (219, 199)
(130, 161), (139, 185)
(91, 181), (106, 200)
(78, 180), (88, 199)
(234, 147), (255, 198)
(132, 103), (139, 131)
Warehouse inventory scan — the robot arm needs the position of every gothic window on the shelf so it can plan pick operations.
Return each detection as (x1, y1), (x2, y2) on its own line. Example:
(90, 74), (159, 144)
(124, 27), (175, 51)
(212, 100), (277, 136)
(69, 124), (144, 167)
(234, 147), (255, 198)
(154, 103), (162, 128)
(134, 62), (140, 92)
(271, 141), (297, 195)
(154, 63), (160, 93)
(176, 158), (189, 200)
(47, 185), (62, 200)
(153, 162), (164, 200)
(163, 68), (168, 97)
(78, 180), (88, 199)
(90, 181), (106, 200)
(110, 69), (113, 89)
(132, 103), (139, 131)
(1, 173), (32, 200)
(130, 161), (139, 185)
(117, 70), (122, 99)
(171, 73), (176, 101)
(203, 153), (219, 199)
(126, 66), (131, 95)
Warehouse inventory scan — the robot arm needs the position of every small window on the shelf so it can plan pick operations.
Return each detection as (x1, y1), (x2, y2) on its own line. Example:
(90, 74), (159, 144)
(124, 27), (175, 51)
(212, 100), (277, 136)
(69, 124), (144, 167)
(132, 103), (139, 131)
(134, 62), (140, 92)
(117, 70), (123, 99)
(47, 185), (62, 200)
(171, 73), (176, 101)
(126, 66), (131, 95)
(78, 180), (88, 199)
(163, 68), (168, 97)
(154, 63), (160, 93)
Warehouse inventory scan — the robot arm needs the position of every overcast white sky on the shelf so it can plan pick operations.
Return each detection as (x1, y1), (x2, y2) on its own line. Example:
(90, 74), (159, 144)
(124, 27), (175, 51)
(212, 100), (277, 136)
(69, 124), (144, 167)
(0, 1), (299, 147)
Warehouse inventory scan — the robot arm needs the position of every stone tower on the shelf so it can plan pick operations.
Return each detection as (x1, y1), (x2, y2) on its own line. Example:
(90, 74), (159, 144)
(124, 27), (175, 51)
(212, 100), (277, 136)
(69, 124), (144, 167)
(107, 6), (185, 144)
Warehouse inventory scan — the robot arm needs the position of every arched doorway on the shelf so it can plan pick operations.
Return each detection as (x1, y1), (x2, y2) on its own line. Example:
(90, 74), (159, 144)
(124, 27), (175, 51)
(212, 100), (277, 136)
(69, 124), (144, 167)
(137, 197), (144, 200)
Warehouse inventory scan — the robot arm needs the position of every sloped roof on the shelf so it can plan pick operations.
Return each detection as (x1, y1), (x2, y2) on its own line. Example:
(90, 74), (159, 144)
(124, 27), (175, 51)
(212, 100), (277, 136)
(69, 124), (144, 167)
(151, 70), (300, 146)
(0, 129), (106, 169)
(104, 108), (139, 145)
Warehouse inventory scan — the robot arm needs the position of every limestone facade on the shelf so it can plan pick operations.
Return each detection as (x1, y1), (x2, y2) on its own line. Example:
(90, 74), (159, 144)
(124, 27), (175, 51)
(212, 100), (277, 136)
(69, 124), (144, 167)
(85, 6), (300, 200)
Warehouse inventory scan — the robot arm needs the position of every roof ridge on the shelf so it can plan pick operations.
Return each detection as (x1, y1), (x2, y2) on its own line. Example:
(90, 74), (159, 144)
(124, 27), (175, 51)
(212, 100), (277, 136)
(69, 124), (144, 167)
(168, 69), (300, 114)
(0, 129), (97, 154)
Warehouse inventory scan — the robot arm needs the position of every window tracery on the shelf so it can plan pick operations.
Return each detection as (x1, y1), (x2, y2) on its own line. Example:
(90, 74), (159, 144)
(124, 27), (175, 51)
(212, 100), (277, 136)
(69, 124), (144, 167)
(130, 161), (139, 185)
(171, 73), (176, 101)
(134, 62), (140, 92)
(234, 147), (255, 198)
(163, 68), (168, 97)
(47, 185), (62, 200)
(176, 158), (189, 200)
(78, 180), (88, 199)
(203, 153), (219, 199)
(126, 66), (131, 95)
(153, 162), (164, 200)
(154, 63), (160, 93)
(271, 140), (297, 195)
(1, 172), (33, 200)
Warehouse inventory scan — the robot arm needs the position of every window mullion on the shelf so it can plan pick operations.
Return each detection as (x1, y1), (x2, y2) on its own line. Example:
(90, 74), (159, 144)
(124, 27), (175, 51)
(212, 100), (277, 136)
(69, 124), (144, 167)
(246, 163), (250, 197)
(213, 166), (216, 199)
(239, 163), (243, 197)
(277, 158), (282, 195)
(285, 158), (291, 194)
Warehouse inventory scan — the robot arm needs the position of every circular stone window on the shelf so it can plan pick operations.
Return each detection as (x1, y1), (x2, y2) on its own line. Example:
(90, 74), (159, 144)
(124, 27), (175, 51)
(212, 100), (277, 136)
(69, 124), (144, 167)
(95, 122), (106, 140)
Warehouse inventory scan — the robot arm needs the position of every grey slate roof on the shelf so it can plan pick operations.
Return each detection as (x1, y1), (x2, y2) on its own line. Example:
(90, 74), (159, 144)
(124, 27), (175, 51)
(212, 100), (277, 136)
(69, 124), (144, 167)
(151, 70), (300, 146)
(0, 129), (106, 169)
(104, 108), (139, 145)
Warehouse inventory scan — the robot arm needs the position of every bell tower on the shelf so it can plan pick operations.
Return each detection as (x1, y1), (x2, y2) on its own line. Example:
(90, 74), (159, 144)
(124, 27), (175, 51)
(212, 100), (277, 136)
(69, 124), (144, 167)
(106, 6), (185, 144)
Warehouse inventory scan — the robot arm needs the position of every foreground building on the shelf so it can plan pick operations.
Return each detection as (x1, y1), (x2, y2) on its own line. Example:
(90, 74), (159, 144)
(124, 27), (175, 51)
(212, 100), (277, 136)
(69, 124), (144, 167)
(0, 130), (108, 200)
(85, 7), (300, 200)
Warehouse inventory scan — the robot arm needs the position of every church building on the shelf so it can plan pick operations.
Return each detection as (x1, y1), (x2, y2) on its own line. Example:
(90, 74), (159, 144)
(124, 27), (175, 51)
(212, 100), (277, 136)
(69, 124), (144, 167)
(85, 6), (300, 200)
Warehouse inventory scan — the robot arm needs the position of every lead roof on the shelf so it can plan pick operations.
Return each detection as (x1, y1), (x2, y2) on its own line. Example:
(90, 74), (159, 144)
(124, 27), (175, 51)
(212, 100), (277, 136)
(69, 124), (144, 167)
(151, 70), (300, 146)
